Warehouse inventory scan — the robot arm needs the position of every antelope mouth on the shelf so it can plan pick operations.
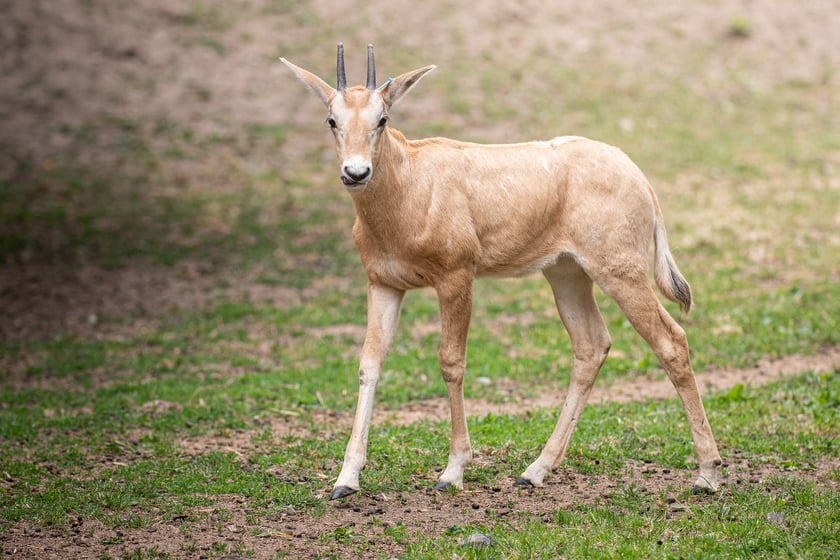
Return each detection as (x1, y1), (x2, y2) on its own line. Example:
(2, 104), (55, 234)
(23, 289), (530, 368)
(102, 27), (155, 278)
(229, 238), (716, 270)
(340, 175), (370, 190)
(340, 175), (360, 185)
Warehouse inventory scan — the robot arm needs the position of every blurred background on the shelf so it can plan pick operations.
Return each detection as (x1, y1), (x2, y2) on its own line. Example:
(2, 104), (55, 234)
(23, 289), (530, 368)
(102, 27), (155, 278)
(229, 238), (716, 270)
(1, 0), (838, 374)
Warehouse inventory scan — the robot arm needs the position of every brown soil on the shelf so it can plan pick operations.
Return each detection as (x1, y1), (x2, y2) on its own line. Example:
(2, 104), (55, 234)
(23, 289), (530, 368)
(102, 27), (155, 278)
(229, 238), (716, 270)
(2, 0), (839, 559)
(3, 457), (838, 560)
(4, 347), (837, 560)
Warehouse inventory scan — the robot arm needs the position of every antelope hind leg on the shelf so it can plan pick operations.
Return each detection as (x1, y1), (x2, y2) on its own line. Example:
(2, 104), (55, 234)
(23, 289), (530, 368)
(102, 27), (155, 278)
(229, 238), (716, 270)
(602, 276), (722, 492)
(517, 260), (611, 487)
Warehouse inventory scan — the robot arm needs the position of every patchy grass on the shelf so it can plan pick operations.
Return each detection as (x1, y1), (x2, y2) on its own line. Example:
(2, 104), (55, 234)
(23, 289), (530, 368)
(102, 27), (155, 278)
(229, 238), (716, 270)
(1, 369), (837, 557)
(403, 477), (840, 559)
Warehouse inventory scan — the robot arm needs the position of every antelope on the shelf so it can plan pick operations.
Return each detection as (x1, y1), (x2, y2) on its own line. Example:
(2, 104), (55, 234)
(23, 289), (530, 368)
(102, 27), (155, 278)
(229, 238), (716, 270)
(280, 44), (722, 500)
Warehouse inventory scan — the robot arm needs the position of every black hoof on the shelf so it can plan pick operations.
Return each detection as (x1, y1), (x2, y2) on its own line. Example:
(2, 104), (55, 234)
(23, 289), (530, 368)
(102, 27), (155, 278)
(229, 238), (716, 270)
(691, 484), (715, 495)
(433, 480), (455, 491)
(513, 477), (535, 488)
(330, 486), (357, 500)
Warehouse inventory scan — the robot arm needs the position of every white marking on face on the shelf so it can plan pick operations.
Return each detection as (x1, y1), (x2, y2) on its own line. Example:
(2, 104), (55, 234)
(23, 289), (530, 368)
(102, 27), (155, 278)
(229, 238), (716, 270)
(330, 90), (388, 190)
(342, 155), (372, 186)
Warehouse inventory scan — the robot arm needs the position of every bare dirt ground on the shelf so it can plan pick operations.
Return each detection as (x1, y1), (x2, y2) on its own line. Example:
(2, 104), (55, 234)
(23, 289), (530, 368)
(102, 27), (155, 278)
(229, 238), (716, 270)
(4, 348), (840, 559)
(2, 0), (840, 558)
(5, 456), (839, 560)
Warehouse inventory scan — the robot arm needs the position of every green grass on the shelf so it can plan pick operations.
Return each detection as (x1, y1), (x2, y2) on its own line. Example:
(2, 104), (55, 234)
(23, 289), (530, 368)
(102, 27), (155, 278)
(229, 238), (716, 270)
(1, 370), (837, 556)
(403, 479), (840, 559)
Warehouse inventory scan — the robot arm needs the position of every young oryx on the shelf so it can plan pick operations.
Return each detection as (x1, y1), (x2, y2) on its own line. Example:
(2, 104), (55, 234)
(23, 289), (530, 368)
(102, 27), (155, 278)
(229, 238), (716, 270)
(281, 44), (722, 500)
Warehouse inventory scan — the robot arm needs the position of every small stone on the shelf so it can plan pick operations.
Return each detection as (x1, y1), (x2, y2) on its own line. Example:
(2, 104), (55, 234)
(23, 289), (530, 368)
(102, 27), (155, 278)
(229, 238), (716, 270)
(460, 532), (493, 548)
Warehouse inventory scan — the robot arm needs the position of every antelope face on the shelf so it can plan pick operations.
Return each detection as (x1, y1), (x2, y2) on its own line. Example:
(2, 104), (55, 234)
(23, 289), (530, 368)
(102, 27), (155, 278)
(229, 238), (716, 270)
(281, 44), (435, 193)
(327, 87), (389, 191)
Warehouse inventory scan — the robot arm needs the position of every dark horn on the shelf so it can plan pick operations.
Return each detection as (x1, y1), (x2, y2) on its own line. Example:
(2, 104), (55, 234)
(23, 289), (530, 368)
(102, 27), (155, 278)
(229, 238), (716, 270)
(366, 44), (376, 89)
(337, 43), (347, 91)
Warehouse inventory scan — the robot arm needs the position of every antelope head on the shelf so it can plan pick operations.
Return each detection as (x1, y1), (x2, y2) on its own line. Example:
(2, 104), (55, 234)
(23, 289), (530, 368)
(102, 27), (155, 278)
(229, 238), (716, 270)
(281, 44), (435, 191)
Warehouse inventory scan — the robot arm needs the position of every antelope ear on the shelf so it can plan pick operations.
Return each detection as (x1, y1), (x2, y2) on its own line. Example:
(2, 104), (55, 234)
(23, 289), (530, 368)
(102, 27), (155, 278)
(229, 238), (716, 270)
(280, 58), (336, 106)
(381, 65), (436, 109)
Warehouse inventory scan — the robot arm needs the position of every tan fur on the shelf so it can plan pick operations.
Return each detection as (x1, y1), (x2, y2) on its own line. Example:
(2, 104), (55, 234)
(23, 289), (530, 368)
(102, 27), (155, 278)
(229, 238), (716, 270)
(281, 51), (721, 499)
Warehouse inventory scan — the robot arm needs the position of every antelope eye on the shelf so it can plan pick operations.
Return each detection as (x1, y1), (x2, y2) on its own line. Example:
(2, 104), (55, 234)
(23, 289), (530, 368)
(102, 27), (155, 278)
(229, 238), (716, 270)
(377, 116), (388, 128)
(327, 117), (337, 129)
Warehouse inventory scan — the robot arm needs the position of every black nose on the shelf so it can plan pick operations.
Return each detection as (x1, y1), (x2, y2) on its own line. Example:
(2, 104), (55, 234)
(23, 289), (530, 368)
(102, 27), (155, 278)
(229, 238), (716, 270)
(343, 166), (371, 182)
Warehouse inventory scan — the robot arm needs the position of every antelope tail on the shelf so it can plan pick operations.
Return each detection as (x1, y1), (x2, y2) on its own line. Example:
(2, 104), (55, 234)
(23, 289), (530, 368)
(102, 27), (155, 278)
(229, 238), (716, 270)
(653, 209), (692, 313)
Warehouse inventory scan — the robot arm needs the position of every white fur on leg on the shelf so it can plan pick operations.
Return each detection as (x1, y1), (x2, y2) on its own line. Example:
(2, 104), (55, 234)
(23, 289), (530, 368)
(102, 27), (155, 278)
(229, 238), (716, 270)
(435, 448), (473, 490)
(518, 457), (553, 487)
(693, 460), (721, 493)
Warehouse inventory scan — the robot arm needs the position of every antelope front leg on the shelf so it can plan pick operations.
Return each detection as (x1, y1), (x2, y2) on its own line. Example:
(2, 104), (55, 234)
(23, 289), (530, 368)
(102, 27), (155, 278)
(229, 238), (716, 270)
(331, 283), (404, 500)
(433, 271), (474, 491)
